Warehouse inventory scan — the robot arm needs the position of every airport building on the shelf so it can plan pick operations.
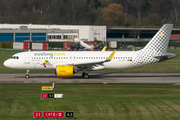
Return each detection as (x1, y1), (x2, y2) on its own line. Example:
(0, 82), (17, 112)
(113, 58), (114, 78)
(0, 24), (180, 43)
(107, 27), (180, 42)
(0, 24), (180, 49)
(0, 24), (106, 42)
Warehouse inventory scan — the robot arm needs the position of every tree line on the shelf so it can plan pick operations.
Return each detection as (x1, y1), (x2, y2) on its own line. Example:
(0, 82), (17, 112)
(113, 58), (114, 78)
(0, 0), (179, 27)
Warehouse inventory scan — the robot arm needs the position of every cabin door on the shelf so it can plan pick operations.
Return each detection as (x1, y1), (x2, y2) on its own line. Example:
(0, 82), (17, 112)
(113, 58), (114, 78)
(24, 53), (30, 64)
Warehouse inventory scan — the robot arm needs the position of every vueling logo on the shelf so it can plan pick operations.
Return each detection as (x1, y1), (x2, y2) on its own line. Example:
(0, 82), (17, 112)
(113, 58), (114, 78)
(43, 60), (52, 67)
(43, 60), (49, 67)
(53, 52), (65, 56)
(34, 52), (65, 57)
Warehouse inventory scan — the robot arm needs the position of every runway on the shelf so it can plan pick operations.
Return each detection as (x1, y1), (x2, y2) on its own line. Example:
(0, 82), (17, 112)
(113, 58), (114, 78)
(0, 73), (180, 84)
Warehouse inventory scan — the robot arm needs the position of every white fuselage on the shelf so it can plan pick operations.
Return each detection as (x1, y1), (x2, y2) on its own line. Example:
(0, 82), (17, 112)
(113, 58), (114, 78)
(4, 51), (141, 70)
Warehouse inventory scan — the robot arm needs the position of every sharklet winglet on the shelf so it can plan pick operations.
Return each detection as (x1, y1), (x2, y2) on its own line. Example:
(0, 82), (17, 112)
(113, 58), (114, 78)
(105, 50), (116, 62)
(101, 46), (107, 51)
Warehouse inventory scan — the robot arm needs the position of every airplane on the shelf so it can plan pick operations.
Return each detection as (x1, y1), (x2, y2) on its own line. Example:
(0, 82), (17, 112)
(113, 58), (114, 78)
(74, 38), (94, 49)
(74, 38), (107, 51)
(3, 24), (176, 79)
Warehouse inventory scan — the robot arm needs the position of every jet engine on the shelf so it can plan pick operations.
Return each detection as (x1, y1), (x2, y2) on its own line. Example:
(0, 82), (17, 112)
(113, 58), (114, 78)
(56, 65), (74, 77)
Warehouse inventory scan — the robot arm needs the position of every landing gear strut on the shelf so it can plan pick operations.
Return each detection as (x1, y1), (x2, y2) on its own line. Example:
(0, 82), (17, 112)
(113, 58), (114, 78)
(25, 70), (30, 78)
(82, 72), (89, 79)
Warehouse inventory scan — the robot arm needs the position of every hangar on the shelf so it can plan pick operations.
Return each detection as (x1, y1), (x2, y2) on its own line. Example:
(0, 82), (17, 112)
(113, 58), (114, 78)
(107, 27), (180, 42)
(0, 24), (106, 42)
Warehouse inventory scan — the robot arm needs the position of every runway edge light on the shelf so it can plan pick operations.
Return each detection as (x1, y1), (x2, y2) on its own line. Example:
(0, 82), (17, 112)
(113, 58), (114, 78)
(52, 83), (55, 88)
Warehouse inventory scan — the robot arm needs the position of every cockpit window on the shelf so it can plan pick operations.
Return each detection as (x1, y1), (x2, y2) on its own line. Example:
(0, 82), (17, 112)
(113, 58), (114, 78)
(10, 56), (19, 59)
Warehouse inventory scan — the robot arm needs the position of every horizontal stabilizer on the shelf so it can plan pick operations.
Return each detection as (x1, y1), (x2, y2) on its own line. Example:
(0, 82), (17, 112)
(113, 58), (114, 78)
(154, 53), (176, 62)
(154, 53), (176, 59)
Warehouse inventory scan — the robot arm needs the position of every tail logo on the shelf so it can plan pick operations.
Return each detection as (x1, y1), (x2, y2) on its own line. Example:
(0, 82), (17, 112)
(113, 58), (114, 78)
(160, 33), (163, 36)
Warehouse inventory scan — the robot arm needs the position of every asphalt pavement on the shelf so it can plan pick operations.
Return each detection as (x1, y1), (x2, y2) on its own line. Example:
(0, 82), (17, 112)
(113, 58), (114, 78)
(0, 73), (180, 84)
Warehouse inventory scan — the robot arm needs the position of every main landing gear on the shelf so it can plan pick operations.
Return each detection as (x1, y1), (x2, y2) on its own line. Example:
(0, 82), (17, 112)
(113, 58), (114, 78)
(82, 72), (89, 79)
(25, 70), (30, 78)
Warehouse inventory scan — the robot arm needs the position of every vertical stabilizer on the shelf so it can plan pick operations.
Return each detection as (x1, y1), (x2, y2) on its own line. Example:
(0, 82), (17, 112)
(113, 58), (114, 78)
(142, 24), (173, 55)
(128, 24), (173, 68)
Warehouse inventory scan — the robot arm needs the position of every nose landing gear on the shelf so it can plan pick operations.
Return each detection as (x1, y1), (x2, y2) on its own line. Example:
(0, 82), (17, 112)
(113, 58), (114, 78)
(25, 70), (30, 78)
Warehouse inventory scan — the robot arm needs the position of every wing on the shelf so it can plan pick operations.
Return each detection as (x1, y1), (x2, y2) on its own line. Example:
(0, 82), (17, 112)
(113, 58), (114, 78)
(68, 50), (116, 67)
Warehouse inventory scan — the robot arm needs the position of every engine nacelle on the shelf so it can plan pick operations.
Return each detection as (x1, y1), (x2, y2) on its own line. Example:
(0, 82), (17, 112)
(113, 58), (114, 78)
(56, 65), (74, 77)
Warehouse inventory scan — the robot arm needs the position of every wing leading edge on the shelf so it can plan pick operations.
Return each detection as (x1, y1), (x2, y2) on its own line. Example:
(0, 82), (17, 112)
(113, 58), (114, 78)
(69, 50), (116, 66)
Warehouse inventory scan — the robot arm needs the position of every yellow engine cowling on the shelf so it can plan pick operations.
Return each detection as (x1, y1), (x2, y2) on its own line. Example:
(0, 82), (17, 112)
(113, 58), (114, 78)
(56, 65), (74, 77)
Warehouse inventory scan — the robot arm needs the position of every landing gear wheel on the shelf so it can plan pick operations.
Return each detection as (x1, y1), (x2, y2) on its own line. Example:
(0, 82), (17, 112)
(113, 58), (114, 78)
(84, 73), (89, 79)
(25, 74), (29, 78)
(82, 72), (85, 77)
(25, 70), (30, 78)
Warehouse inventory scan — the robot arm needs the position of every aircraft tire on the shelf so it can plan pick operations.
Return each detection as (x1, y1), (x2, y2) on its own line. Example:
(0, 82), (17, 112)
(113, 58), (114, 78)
(82, 72), (85, 77)
(25, 74), (29, 78)
(84, 73), (89, 79)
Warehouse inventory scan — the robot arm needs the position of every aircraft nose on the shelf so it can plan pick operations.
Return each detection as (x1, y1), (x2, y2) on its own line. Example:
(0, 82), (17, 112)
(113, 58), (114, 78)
(3, 60), (11, 68)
